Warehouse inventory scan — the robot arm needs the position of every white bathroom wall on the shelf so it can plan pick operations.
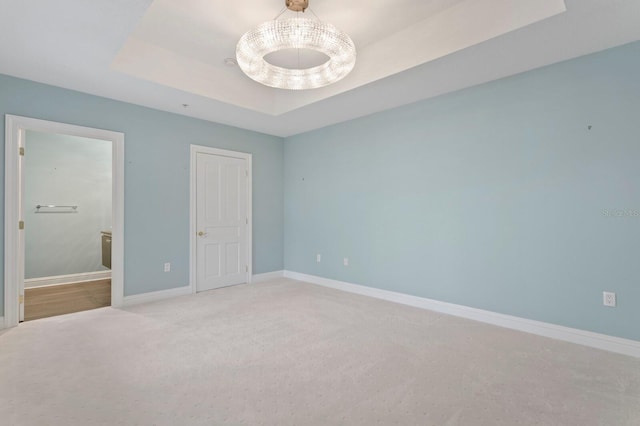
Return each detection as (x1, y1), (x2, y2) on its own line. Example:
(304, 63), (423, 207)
(24, 130), (112, 280)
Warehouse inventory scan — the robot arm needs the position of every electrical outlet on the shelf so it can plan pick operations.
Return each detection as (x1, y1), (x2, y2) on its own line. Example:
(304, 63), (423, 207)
(343, 257), (349, 266)
(603, 291), (616, 307)
(164, 262), (171, 272)
(316, 254), (321, 263)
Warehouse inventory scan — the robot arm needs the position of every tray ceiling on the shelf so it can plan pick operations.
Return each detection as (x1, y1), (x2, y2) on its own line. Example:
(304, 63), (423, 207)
(1, 0), (639, 136)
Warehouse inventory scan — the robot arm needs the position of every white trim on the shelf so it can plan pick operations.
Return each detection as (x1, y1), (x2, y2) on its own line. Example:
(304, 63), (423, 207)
(111, 125), (125, 309)
(0, 317), (5, 329)
(283, 271), (640, 358)
(25, 271), (112, 289)
(4, 115), (125, 328)
(123, 286), (192, 307)
(189, 145), (253, 294)
(252, 270), (284, 283)
(4, 116), (21, 328)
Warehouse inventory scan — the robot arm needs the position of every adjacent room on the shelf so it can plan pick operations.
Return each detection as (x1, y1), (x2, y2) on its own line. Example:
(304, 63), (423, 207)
(1, 0), (639, 425)
(23, 130), (113, 321)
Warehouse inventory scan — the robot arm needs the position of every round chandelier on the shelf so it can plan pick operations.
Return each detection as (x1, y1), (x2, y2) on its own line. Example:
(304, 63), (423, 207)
(236, 0), (356, 90)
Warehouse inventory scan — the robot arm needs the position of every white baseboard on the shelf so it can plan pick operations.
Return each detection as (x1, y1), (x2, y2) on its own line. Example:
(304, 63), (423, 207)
(283, 271), (640, 358)
(25, 271), (112, 288)
(0, 316), (5, 330)
(252, 270), (284, 283)
(123, 286), (192, 307)
(121, 271), (284, 307)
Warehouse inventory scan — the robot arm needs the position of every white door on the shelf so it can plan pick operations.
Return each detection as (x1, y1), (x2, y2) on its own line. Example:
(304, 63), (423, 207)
(18, 129), (25, 321)
(196, 152), (249, 292)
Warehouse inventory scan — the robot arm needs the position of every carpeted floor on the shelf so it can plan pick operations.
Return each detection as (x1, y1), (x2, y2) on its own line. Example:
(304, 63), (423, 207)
(1, 278), (639, 425)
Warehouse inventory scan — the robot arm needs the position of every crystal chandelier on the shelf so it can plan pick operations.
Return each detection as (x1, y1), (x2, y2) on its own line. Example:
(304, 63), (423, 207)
(236, 0), (356, 90)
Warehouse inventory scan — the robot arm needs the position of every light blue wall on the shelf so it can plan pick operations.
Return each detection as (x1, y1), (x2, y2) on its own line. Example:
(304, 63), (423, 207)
(25, 131), (112, 279)
(3, 42), (639, 342)
(0, 74), (284, 310)
(284, 41), (640, 341)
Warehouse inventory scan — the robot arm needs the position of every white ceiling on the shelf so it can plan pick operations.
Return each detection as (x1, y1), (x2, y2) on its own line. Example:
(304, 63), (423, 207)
(0, 0), (639, 137)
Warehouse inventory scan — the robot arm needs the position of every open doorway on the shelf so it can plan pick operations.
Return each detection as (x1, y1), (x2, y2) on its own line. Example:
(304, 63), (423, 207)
(4, 115), (124, 327)
(22, 130), (112, 320)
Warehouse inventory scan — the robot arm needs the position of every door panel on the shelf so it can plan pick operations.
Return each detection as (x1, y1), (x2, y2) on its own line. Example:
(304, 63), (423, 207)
(226, 243), (240, 274)
(204, 244), (221, 277)
(196, 152), (248, 292)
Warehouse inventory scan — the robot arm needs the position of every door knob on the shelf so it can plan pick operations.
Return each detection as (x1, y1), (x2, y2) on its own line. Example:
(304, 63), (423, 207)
(198, 231), (205, 237)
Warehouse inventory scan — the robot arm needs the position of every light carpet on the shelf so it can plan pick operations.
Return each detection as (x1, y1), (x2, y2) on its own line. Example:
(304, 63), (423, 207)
(1, 278), (639, 425)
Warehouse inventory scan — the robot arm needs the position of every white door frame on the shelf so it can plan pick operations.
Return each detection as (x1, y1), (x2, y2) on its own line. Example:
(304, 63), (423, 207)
(189, 145), (252, 293)
(4, 115), (125, 328)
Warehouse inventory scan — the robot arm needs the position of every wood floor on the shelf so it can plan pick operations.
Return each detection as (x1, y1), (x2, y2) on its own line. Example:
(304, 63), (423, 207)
(24, 279), (111, 321)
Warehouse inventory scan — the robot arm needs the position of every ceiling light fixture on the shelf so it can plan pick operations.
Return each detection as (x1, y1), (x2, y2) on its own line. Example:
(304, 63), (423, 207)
(236, 0), (356, 90)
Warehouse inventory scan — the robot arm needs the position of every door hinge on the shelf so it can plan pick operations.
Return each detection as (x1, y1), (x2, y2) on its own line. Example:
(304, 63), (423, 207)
(246, 265), (248, 272)
(245, 169), (248, 177)
(18, 220), (24, 230)
(246, 218), (248, 225)
(19, 295), (24, 304)
(19, 147), (24, 156)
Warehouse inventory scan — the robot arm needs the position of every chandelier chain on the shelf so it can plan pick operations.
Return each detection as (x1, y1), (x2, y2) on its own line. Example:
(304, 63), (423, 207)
(308, 8), (320, 20)
(273, 6), (287, 20)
